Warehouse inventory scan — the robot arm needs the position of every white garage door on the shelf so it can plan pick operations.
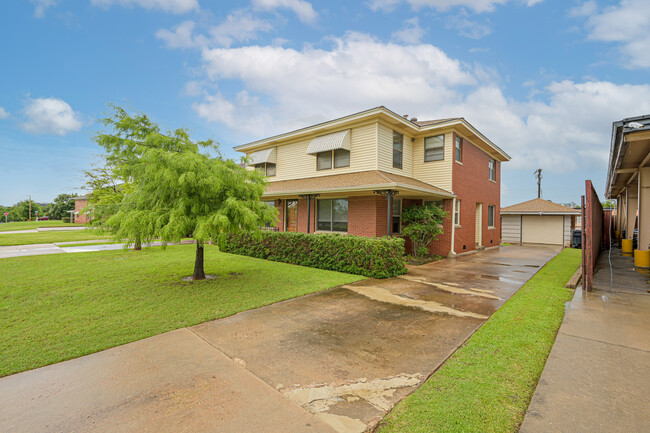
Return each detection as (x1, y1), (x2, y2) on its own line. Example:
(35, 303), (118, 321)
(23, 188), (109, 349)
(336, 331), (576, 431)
(522, 215), (564, 245)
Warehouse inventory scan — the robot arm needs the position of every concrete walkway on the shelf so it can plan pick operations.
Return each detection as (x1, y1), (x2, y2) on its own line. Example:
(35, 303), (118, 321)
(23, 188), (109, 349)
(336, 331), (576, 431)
(0, 226), (88, 234)
(520, 254), (650, 433)
(0, 245), (560, 433)
(0, 240), (195, 259)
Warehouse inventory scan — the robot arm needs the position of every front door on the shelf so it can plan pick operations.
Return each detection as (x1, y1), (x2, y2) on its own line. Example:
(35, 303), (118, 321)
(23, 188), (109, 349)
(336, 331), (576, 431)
(475, 203), (483, 247)
(286, 200), (298, 232)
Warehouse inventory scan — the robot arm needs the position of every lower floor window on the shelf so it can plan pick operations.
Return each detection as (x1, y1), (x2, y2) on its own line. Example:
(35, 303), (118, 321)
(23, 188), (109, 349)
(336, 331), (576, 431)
(454, 199), (461, 226)
(392, 198), (401, 234)
(488, 205), (495, 227)
(317, 198), (348, 232)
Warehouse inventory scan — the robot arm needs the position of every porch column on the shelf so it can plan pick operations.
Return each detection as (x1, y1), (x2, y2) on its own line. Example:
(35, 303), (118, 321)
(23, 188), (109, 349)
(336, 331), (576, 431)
(626, 184), (638, 239)
(639, 167), (650, 249)
(374, 189), (399, 236)
(298, 194), (320, 234)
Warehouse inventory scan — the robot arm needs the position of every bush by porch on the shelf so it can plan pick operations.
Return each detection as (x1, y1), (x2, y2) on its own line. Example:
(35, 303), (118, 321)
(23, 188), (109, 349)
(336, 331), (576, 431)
(218, 231), (407, 278)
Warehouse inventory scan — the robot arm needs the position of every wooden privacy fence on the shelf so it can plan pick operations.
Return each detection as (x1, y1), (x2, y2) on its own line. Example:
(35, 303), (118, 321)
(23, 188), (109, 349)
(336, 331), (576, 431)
(582, 180), (603, 291)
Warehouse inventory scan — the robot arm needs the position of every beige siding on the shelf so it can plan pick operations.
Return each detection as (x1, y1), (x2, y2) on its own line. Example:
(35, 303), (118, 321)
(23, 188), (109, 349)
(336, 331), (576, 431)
(563, 215), (572, 247)
(248, 122), (378, 182)
(376, 122), (413, 177)
(411, 131), (453, 192)
(502, 215), (521, 243)
(522, 215), (564, 245)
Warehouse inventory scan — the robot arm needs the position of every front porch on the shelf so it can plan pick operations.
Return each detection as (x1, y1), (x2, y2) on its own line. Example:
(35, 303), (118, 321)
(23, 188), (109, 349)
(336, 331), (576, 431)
(262, 170), (457, 256)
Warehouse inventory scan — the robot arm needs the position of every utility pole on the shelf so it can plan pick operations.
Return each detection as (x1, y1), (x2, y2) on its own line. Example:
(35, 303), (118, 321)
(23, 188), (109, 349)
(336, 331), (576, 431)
(29, 194), (32, 221)
(534, 169), (542, 199)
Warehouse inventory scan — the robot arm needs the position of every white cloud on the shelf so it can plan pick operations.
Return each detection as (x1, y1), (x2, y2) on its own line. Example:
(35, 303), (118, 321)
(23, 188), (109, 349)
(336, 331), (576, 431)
(187, 32), (650, 176)
(157, 11), (273, 49)
(446, 12), (492, 38)
(91, 0), (199, 14)
(156, 20), (204, 48)
(20, 98), (83, 135)
(196, 32), (474, 134)
(368, 0), (541, 13)
(30, 0), (56, 18)
(252, 0), (318, 23)
(392, 17), (426, 44)
(209, 10), (274, 47)
(0, 107), (9, 119)
(580, 0), (650, 69)
(568, 0), (597, 17)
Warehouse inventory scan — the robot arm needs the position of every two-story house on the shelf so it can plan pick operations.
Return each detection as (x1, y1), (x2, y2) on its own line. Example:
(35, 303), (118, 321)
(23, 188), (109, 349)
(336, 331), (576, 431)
(234, 106), (510, 256)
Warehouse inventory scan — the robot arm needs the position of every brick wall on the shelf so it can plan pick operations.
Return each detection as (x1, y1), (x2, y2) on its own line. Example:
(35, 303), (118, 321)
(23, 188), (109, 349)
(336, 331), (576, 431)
(428, 198), (454, 256)
(349, 195), (384, 237)
(74, 199), (89, 224)
(452, 133), (502, 254)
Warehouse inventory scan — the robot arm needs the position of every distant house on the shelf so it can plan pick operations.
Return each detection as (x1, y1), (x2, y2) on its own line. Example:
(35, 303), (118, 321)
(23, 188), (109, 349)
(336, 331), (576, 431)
(501, 198), (580, 246)
(74, 196), (90, 224)
(234, 106), (511, 255)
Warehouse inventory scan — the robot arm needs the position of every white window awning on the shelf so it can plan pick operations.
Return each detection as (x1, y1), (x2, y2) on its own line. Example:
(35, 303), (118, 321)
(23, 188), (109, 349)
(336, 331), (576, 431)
(246, 147), (276, 166)
(306, 129), (351, 155)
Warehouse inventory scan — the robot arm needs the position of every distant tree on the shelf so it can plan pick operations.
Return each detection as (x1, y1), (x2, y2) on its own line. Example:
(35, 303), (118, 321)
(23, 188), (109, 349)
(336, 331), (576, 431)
(401, 203), (448, 258)
(602, 200), (616, 209)
(48, 193), (78, 220)
(8, 200), (43, 221)
(95, 106), (276, 279)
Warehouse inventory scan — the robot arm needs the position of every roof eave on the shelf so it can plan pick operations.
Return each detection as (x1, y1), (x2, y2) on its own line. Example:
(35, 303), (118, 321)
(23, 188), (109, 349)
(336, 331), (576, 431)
(263, 182), (456, 199)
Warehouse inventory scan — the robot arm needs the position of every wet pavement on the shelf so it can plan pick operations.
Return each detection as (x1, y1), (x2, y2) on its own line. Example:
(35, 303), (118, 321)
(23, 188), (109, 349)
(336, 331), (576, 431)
(0, 245), (560, 433)
(0, 240), (194, 259)
(520, 251), (650, 433)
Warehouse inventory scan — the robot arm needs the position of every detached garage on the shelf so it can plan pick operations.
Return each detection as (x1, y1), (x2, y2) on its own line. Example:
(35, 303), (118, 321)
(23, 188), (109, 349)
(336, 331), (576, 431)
(501, 198), (580, 246)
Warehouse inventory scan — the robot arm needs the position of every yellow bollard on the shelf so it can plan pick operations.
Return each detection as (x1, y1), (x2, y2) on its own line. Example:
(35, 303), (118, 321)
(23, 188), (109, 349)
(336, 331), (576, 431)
(634, 250), (650, 268)
(622, 239), (633, 254)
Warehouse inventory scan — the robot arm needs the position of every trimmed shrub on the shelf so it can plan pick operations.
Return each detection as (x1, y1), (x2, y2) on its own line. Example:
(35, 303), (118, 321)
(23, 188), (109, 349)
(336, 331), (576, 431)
(218, 231), (407, 278)
(61, 217), (72, 223)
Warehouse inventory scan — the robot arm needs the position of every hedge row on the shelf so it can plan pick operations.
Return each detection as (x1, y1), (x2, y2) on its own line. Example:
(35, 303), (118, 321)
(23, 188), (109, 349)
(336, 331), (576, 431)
(218, 231), (407, 279)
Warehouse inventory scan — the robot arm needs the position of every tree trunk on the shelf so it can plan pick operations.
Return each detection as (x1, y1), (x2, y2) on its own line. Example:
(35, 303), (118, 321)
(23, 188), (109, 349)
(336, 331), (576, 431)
(193, 242), (205, 280)
(134, 236), (142, 251)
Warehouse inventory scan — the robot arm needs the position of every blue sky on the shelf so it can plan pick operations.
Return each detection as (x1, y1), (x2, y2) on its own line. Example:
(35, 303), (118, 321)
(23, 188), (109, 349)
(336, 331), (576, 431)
(1, 0), (649, 206)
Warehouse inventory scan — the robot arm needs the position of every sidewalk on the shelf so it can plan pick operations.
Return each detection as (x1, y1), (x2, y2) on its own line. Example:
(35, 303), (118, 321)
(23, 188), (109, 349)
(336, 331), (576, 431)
(0, 240), (195, 259)
(520, 284), (650, 432)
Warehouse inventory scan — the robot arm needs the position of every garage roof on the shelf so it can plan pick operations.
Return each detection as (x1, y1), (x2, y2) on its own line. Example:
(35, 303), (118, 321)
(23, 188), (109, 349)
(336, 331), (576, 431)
(501, 198), (580, 215)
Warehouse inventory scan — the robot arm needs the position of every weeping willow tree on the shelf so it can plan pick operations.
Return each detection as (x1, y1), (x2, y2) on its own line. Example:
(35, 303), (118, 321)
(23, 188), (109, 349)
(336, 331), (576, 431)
(94, 105), (277, 280)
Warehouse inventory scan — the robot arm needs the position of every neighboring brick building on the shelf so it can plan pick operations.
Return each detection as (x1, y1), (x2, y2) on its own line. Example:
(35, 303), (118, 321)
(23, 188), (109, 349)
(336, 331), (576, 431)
(235, 106), (510, 256)
(74, 196), (90, 224)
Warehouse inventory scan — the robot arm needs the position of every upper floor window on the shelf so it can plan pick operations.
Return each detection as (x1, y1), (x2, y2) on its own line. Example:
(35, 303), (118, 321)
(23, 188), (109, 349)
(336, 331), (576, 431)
(393, 131), (403, 169)
(424, 135), (444, 162)
(317, 198), (348, 232)
(255, 162), (276, 177)
(392, 198), (402, 234)
(488, 205), (495, 228)
(455, 136), (462, 162)
(317, 149), (350, 170)
(488, 158), (496, 181)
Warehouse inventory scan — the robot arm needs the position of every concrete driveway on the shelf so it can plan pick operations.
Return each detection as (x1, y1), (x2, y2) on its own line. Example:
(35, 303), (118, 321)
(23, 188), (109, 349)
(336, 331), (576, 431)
(0, 245), (560, 433)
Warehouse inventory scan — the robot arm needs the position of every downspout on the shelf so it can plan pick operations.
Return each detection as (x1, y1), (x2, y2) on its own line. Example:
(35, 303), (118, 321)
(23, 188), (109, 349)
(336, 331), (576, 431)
(450, 197), (456, 256)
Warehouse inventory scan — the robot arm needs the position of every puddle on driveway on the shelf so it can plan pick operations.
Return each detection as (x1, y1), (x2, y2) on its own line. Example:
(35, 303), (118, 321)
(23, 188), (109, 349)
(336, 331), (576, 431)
(397, 275), (500, 300)
(342, 285), (488, 319)
(283, 373), (424, 433)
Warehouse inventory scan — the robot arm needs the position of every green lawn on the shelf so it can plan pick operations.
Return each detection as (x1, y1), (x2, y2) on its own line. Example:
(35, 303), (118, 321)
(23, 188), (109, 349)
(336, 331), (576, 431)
(0, 230), (111, 246)
(378, 248), (581, 433)
(0, 220), (85, 231)
(0, 244), (364, 377)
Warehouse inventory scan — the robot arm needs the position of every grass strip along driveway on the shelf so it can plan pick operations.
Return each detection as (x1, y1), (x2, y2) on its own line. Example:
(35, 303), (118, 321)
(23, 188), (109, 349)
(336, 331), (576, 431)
(0, 244), (364, 377)
(378, 248), (581, 433)
(0, 230), (111, 246)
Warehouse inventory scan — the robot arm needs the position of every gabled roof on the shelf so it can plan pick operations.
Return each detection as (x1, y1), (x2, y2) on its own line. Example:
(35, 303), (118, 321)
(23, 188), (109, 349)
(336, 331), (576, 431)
(263, 170), (455, 198)
(234, 106), (510, 161)
(501, 198), (580, 215)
